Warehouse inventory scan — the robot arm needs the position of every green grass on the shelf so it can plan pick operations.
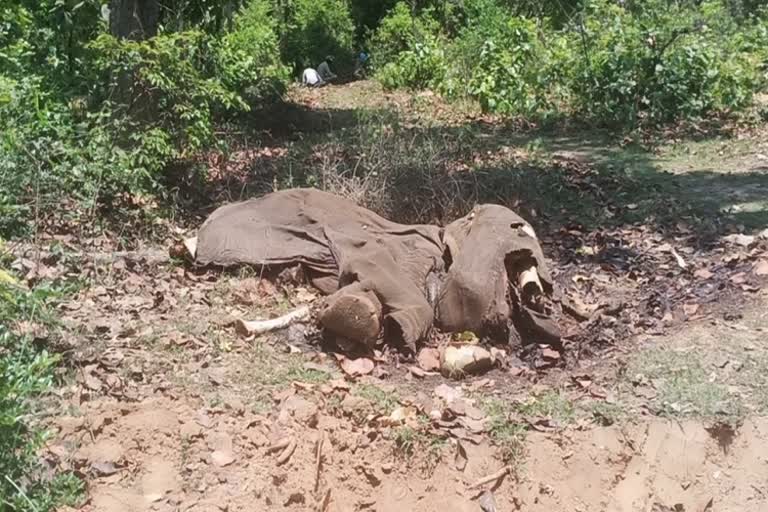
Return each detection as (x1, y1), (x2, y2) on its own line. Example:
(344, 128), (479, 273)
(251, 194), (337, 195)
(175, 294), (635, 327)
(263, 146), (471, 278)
(480, 398), (527, 465)
(392, 423), (446, 466)
(627, 348), (746, 421)
(0, 279), (85, 510)
(516, 390), (576, 424)
(354, 384), (400, 414)
(588, 401), (626, 426)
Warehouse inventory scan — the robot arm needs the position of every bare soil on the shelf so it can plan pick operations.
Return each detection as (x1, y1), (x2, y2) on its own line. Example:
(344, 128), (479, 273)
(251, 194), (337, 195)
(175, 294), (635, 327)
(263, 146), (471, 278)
(24, 81), (768, 511)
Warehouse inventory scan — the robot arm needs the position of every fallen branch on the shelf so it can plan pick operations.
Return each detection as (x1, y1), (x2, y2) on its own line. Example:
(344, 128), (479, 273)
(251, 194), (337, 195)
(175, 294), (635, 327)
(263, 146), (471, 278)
(316, 488), (331, 512)
(236, 306), (311, 337)
(467, 465), (511, 490)
(276, 438), (297, 466)
(670, 247), (687, 269)
(314, 434), (324, 493)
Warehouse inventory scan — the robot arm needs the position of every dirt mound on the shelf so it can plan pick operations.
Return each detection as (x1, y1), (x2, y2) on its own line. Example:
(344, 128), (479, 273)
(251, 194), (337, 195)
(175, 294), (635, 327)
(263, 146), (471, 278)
(51, 388), (768, 512)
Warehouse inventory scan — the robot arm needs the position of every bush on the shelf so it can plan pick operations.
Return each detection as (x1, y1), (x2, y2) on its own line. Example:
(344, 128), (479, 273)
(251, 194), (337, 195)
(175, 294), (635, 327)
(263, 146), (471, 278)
(567, 0), (763, 125)
(90, 31), (247, 154)
(378, 41), (447, 90)
(367, 2), (442, 68)
(279, 0), (356, 71)
(217, 0), (290, 105)
(369, 2), (447, 90)
(464, 17), (553, 116)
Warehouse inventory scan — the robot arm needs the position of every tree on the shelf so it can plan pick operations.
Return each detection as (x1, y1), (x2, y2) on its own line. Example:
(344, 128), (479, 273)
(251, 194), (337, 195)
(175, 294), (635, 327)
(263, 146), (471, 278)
(109, 0), (160, 39)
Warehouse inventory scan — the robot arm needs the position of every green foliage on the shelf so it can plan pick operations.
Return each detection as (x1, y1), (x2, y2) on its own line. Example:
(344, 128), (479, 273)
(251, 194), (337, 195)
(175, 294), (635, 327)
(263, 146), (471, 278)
(567, 0), (764, 125)
(90, 31), (247, 153)
(378, 41), (446, 90)
(0, 278), (85, 510)
(464, 17), (553, 116)
(278, 0), (356, 71)
(368, 2), (441, 68)
(369, 2), (446, 90)
(217, 0), (289, 105)
(374, 0), (767, 126)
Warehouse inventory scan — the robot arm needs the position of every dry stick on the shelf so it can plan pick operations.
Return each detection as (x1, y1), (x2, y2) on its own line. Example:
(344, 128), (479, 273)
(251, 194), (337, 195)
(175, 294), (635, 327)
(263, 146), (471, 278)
(467, 466), (512, 490)
(314, 434), (325, 493)
(316, 488), (332, 512)
(235, 305), (311, 337)
(266, 437), (292, 454)
(276, 438), (297, 466)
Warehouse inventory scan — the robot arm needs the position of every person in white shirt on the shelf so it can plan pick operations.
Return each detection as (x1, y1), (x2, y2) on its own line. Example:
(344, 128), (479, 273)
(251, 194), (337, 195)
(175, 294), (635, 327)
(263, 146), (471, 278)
(302, 67), (323, 87)
(317, 56), (337, 82)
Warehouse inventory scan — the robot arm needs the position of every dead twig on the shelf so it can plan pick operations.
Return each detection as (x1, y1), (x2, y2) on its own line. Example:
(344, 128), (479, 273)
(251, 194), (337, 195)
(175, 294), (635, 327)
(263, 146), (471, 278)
(276, 438), (297, 466)
(236, 306), (311, 337)
(314, 434), (324, 493)
(670, 247), (687, 269)
(266, 437), (291, 454)
(315, 488), (332, 512)
(467, 466), (511, 490)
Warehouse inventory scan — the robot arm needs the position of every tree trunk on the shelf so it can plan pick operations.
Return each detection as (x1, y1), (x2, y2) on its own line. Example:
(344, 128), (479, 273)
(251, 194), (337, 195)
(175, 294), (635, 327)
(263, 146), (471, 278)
(108, 0), (160, 123)
(109, 0), (160, 40)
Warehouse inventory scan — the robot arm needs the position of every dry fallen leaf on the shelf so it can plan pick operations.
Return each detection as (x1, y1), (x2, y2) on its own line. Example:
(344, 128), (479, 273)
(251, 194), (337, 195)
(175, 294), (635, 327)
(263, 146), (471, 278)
(683, 303), (700, 317)
(541, 347), (561, 360)
(336, 355), (374, 377)
(454, 439), (468, 472)
(753, 260), (768, 276)
(694, 268), (714, 280)
(417, 348), (441, 372)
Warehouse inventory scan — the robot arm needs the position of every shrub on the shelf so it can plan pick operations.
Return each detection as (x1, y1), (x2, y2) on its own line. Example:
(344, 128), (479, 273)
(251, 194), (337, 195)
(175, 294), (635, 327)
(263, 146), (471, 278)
(279, 0), (356, 71)
(567, 0), (763, 125)
(369, 2), (447, 90)
(368, 2), (441, 69)
(464, 17), (553, 116)
(378, 41), (447, 90)
(217, 0), (290, 106)
(89, 31), (247, 154)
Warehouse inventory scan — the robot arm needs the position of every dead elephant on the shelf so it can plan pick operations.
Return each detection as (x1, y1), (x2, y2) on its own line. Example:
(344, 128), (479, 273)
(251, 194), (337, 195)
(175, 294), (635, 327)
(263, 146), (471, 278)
(190, 188), (560, 352)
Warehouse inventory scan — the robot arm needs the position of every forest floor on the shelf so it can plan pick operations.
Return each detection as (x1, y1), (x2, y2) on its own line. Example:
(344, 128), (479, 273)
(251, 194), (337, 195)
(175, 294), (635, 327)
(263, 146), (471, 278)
(13, 81), (768, 512)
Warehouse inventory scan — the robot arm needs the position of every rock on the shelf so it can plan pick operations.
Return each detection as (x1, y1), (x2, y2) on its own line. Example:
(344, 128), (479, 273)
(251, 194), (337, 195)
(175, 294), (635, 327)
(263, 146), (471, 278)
(208, 433), (235, 467)
(380, 463), (393, 474)
(759, 228), (768, 241)
(280, 395), (319, 427)
(440, 345), (493, 378)
(417, 348), (441, 372)
(754, 260), (768, 276)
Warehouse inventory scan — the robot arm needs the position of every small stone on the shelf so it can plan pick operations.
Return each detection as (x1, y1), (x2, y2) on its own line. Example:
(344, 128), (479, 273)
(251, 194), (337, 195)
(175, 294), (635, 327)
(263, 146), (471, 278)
(380, 463), (393, 474)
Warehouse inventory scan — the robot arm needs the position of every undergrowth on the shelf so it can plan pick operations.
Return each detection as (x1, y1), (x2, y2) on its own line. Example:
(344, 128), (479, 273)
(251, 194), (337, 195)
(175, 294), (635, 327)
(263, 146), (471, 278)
(0, 270), (84, 510)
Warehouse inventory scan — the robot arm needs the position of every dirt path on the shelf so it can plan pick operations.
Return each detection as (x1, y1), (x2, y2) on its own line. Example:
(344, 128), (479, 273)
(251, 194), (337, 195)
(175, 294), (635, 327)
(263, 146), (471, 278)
(34, 238), (767, 512)
(35, 82), (768, 511)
